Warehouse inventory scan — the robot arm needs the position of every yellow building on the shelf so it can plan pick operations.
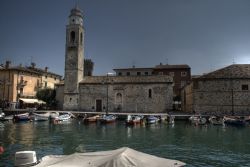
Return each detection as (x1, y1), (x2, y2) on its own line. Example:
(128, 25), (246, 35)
(0, 61), (62, 108)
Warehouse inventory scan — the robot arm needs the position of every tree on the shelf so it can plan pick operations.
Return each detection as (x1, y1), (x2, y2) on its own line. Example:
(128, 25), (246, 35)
(36, 88), (57, 109)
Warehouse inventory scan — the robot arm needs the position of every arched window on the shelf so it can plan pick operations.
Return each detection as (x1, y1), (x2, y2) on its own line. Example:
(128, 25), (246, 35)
(148, 89), (152, 98)
(80, 32), (83, 44)
(70, 31), (75, 43)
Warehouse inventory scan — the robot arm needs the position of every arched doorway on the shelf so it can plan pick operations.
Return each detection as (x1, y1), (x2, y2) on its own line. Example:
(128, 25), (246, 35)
(116, 93), (122, 112)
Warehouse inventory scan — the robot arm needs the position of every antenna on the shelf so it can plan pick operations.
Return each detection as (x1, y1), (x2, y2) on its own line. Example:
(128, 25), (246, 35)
(232, 56), (236, 64)
(75, 0), (79, 9)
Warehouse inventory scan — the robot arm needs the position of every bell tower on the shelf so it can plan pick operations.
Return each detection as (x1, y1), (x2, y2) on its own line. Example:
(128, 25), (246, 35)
(63, 7), (84, 110)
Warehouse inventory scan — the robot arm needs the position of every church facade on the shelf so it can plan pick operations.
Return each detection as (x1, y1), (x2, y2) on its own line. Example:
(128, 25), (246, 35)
(56, 7), (173, 113)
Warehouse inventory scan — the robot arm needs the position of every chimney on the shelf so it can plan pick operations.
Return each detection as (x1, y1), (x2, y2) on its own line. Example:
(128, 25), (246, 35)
(5, 61), (11, 69)
(45, 67), (48, 72)
(31, 62), (36, 68)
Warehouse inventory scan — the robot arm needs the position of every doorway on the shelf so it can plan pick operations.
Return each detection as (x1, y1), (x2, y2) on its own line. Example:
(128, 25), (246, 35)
(96, 99), (102, 112)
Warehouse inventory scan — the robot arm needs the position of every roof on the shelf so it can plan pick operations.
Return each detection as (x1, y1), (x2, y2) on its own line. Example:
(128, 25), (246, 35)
(80, 76), (173, 84)
(34, 147), (185, 167)
(0, 66), (62, 78)
(0, 66), (42, 75)
(198, 64), (250, 79)
(154, 64), (190, 69)
(27, 67), (62, 78)
(113, 67), (153, 71)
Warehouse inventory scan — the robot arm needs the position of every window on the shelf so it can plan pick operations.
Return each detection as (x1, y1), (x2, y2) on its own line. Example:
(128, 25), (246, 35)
(181, 71), (187, 77)
(45, 75), (47, 79)
(45, 82), (47, 88)
(145, 72), (148, 75)
(118, 72), (122, 76)
(126, 72), (130, 76)
(148, 89), (152, 98)
(242, 84), (248, 90)
(70, 31), (75, 43)
(169, 72), (174, 77)
(137, 72), (141, 76)
(159, 72), (163, 75)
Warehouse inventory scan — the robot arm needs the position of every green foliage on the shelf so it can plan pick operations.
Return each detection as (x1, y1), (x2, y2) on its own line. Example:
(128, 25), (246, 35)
(36, 88), (57, 109)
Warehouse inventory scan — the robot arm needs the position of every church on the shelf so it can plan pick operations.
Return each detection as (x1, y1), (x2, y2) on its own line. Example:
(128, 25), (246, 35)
(56, 7), (173, 113)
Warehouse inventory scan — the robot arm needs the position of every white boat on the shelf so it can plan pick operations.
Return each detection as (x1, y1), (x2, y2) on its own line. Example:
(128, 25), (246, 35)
(189, 116), (206, 125)
(19, 147), (185, 167)
(0, 112), (5, 120)
(146, 116), (160, 124)
(33, 113), (50, 121)
(99, 115), (116, 124)
(54, 114), (71, 122)
(126, 115), (142, 125)
(50, 112), (60, 119)
(209, 116), (224, 125)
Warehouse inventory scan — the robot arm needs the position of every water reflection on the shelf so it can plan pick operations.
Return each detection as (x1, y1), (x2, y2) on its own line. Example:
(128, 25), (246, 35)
(1, 120), (250, 167)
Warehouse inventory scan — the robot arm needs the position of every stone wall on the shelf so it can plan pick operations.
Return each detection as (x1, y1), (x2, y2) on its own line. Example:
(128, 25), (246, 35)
(55, 84), (64, 110)
(79, 83), (173, 113)
(182, 79), (250, 115)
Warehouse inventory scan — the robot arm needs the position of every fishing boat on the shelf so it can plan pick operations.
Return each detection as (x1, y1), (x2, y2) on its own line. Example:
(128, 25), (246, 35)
(189, 116), (206, 125)
(99, 115), (116, 124)
(146, 116), (160, 124)
(33, 112), (50, 121)
(54, 113), (71, 122)
(126, 115), (142, 125)
(83, 115), (100, 123)
(209, 116), (224, 125)
(13, 113), (30, 122)
(223, 116), (246, 126)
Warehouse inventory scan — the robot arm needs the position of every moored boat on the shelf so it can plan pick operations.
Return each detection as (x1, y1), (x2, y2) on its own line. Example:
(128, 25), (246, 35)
(83, 115), (100, 123)
(50, 112), (60, 120)
(54, 113), (71, 122)
(146, 116), (160, 124)
(0, 111), (5, 121)
(223, 116), (246, 126)
(209, 116), (224, 125)
(33, 112), (50, 121)
(13, 113), (30, 122)
(189, 116), (206, 125)
(15, 147), (186, 167)
(99, 115), (116, 124)
(126, 115), (142, 125)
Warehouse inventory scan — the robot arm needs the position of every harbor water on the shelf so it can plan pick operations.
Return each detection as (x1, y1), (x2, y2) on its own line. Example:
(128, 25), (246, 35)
(0, 120), (250, 167)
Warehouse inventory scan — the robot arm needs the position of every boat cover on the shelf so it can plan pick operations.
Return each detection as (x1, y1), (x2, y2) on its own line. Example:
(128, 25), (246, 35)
(19, 98), (46, 104)
(34, 147), (185, 167)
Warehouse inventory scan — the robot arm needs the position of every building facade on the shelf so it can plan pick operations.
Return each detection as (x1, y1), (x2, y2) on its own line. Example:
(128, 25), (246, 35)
(181, 64), (250, 115)
(0, 61), (62, 107)
(56, 7), (174, 113)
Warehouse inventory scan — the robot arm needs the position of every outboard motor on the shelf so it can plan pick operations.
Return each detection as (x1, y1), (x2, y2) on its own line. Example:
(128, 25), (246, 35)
(14, 151), (38, 166)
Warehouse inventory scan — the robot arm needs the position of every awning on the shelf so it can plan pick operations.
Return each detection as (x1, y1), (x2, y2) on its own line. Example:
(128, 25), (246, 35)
(19, 98), (46, 104)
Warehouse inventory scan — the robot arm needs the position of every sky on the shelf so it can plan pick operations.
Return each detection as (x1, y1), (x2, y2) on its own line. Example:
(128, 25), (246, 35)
(1, 0), (250, 77)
